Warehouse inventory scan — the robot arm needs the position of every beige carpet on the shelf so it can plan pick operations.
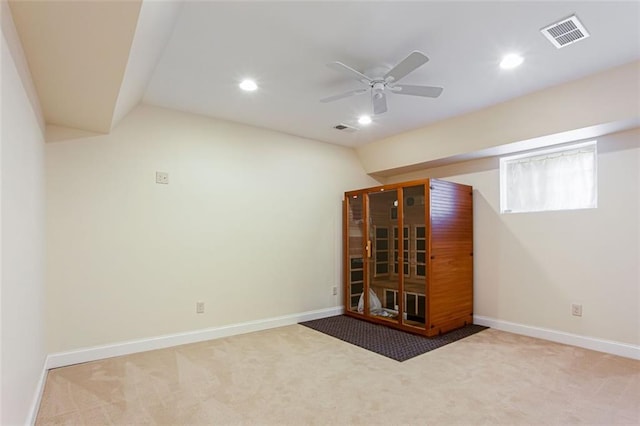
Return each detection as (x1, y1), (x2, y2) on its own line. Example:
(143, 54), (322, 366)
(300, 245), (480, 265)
(36, 325), (639, 425)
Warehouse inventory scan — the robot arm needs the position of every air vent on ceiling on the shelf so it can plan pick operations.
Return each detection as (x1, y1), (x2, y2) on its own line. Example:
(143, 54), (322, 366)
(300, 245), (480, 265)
(334, 123), (357, 132)
(541, 15), (590, 49)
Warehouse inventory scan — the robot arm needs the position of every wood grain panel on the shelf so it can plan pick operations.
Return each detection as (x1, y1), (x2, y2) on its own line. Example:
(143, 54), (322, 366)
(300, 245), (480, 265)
(428, 179), (473, 333)
(344, 178), (473, 337)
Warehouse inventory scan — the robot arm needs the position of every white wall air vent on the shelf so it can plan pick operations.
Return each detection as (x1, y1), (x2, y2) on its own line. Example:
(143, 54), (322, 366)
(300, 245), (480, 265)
(541, 15), (590, 49)
(334, 123), (357, 132)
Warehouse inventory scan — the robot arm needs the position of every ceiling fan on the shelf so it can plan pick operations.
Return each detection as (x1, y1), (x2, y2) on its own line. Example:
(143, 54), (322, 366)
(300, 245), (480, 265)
(320, 51), (443, 115)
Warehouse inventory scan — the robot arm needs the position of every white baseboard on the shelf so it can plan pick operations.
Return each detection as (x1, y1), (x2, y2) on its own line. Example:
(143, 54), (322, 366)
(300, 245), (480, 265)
(28, 360), (48, 425)
(46, 306), (343, 370)
(474, 315), (640, 360)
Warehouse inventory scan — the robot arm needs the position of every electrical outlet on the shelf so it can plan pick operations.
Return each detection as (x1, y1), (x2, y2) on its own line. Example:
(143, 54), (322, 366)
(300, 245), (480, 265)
(571, 303), (582, 317)
(332, 286), (338, 296)
(156, 171), (169, 184)
(196, 301), (205, 314)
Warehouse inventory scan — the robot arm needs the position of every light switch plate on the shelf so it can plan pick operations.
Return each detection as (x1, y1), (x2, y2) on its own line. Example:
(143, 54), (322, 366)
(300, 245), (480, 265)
(571, 303), (582, 317)
(156, 171), (169, 184)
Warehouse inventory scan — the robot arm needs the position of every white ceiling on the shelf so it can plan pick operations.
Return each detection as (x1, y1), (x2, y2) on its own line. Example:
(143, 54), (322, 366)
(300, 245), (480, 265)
(10, 1), (640, 148)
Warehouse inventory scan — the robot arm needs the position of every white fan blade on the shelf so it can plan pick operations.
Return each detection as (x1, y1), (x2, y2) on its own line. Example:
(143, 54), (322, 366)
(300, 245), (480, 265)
(327, 62), (373, 84)
(392, 84), (443, 98)
(372, 92), (387, 115)
(320, 88), (368, 103)
(384, 51), (429, 83)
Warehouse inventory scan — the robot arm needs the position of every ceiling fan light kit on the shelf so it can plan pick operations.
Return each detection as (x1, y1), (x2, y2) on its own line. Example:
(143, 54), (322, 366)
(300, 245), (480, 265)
(320, 51), (443, 117)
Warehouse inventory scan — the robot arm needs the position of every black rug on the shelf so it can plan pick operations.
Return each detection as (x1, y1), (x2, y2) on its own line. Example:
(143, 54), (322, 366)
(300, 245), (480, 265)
(300, 315), (488, 362)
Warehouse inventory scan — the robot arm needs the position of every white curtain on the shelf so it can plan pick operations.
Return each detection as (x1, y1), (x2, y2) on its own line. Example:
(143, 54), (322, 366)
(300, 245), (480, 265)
(503, 144), (597, 213)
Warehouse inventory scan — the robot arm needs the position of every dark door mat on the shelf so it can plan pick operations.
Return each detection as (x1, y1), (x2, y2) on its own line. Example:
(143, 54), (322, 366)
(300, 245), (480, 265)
(300, 315), (488, 362)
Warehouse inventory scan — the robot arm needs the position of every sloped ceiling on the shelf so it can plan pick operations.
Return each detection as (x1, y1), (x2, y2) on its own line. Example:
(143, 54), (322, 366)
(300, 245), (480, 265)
(9, 0), (142, 133)
(8, 1), (640, 147)
(110, 0), (183, 129)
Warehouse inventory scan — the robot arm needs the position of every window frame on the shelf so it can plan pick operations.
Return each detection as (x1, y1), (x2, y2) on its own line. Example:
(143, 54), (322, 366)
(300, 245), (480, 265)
(499, 140), (598, 214)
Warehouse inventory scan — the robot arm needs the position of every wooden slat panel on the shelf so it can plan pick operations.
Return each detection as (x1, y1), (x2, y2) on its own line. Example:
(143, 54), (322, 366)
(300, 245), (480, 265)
(344, 178), (473, 337)
(430, 256), (473, 325)
(428, 179), (473, 332)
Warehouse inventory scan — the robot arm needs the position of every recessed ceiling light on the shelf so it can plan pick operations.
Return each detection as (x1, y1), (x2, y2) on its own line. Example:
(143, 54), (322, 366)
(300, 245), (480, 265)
(500, 54), (524, 70)
(239, 79), (258, 91)
(358, 115), (372, 125)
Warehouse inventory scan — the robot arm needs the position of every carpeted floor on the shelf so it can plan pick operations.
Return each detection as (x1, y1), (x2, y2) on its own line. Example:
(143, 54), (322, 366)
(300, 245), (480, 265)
(300, 315), (488, 361)
(35, 325), (640, 425)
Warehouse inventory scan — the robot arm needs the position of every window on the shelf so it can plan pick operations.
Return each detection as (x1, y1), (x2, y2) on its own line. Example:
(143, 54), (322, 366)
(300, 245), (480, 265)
(500, 141), (597, 213)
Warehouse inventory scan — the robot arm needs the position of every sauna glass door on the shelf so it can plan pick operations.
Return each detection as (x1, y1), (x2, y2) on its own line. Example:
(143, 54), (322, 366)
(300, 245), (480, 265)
(402, 185), (427, 328)
(367, 189), (399, 324)
(346, 193), (364, 313)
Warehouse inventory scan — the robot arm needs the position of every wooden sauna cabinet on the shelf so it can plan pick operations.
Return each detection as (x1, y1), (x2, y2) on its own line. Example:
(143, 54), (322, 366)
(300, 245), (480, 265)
(343, 179), (473, 337)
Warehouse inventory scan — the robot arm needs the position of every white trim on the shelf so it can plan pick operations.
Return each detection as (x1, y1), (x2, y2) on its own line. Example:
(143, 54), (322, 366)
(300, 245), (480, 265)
(46, 306), (343, 369)
(474, 315), (640, 360)
(28, 361), (48, 425)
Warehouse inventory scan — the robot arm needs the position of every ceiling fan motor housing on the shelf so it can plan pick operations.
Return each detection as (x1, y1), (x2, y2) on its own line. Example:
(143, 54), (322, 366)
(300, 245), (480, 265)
(320, 51), (443, 114)
(372, 81), (386, 92)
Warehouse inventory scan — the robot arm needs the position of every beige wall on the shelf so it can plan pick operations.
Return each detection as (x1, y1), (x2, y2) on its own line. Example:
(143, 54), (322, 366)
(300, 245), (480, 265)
(45, 105), (378, 353)
(358, 61), (640, 176)
(1, 1), (47, 423)
(385, 129), (640, 345)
